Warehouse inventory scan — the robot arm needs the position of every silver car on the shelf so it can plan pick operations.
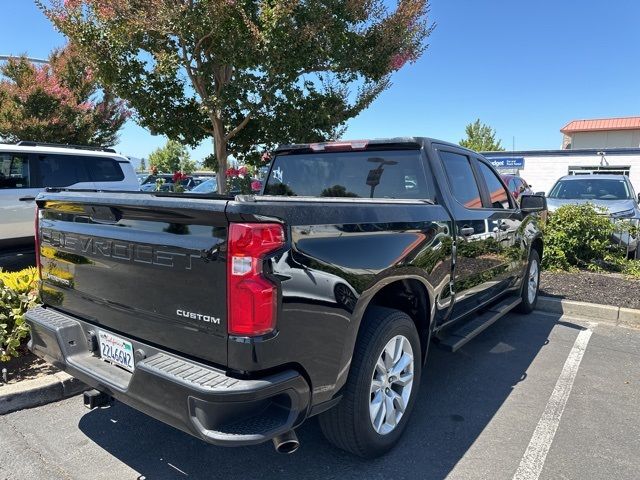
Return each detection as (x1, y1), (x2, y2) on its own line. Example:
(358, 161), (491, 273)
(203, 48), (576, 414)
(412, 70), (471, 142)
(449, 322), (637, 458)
(547, 174), (640, 256)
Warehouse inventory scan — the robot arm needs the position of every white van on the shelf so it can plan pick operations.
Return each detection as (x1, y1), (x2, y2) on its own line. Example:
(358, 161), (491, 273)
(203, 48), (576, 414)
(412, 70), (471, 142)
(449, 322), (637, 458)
(1, 142), (139, 248)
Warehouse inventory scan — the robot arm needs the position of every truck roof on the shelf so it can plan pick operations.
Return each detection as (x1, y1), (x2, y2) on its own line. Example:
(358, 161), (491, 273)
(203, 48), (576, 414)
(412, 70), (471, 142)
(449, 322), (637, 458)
(275, 137), (477, 156)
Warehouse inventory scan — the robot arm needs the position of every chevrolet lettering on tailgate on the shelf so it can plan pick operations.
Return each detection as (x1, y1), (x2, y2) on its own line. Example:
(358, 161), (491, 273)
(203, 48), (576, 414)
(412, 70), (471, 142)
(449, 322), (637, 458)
(41, 229), (200, 270)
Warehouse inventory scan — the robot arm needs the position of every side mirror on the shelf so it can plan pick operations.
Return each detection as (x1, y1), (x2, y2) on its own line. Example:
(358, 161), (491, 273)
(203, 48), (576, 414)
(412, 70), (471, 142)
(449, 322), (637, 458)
(520, 194), (547, 213)
(535, 191), (545, 196)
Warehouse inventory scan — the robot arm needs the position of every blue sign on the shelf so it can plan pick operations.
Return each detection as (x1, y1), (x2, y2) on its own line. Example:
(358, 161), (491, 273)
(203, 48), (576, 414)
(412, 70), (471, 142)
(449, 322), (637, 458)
(486, 157), (525, 169)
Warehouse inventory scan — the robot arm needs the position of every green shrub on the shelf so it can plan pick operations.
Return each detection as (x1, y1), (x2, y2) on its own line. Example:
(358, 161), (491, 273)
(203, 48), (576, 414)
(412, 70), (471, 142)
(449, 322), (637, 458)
(542, 203), (625, 271)
(0, 268), (39, 361)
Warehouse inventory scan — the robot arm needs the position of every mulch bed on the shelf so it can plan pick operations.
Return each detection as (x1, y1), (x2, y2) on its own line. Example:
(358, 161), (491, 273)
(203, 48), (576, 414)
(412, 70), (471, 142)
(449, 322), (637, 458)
(0, 348), (58, 385)
(540, 270), (640, 310)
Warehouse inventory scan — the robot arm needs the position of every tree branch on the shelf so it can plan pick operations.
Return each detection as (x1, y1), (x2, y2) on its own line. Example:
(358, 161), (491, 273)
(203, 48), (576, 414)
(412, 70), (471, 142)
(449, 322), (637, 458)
(225, 114), (252, 142)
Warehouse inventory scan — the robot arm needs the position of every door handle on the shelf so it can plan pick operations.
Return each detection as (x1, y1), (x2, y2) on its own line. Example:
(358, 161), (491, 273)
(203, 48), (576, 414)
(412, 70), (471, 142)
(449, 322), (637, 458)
(460, 227), (475, 237)
(18, 196), (36, 202)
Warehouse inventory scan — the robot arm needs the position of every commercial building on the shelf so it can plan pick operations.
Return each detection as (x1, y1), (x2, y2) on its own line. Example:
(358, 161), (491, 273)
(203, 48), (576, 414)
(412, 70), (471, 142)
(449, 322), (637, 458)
(484, 116), (640, 195)
(561, 117), (640, 150)
(484, 148), (640, 195)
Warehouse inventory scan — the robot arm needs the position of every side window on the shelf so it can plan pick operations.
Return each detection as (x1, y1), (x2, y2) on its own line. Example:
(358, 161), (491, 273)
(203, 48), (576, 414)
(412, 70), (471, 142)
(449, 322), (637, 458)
(0, 153), (32, 189)
(477, 161), (512, 209)
(507, 178), (517, 192)
(439, 151), (482, 209)
(38, 155), (90, 187)
(86, 157), (125, 182)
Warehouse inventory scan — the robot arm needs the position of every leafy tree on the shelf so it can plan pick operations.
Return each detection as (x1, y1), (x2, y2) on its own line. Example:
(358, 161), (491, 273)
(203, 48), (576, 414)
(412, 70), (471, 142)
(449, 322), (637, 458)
(0, 45), (128, 146)
(138, 158), (147, 172)
(148, 139), (197, 173)
(459, 119), (505, 152)
(39, 0), (432, 192)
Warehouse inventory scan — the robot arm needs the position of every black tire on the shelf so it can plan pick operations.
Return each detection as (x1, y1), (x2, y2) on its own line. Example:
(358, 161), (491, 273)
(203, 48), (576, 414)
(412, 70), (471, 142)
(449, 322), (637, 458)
(516, 249), (541, 314)
(318, 307), (422, 458)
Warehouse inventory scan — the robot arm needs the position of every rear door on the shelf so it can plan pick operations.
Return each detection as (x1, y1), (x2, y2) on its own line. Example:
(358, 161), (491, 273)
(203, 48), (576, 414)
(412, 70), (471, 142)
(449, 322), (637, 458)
(0, 151), (41, 245)
(38, 193), (230, 365)
(436, 147), (522, 321)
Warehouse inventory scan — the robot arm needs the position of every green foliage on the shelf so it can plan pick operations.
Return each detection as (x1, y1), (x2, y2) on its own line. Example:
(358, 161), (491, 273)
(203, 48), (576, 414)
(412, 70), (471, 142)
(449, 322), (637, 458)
(0, 45), (128, 147)
(542, 204), (624, 271)
(148, 140), (197, 174)
(0, 268), (40, 361)
(459, 119), (505, 152)
(138, 158), (147, 172)
(39, 0), (433, 192)
(622, 260), (640, 278)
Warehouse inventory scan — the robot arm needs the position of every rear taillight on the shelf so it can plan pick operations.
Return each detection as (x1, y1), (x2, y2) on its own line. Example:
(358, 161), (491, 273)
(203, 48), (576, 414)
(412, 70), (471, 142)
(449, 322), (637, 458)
(34, 205), (42, 278)
(227, 223), (284, 336)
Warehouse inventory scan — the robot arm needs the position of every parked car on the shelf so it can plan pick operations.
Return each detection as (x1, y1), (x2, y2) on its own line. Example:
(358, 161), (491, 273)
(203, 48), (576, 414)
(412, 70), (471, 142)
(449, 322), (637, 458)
(189, 177), (217, 193)
(547, 174), (640, 257)
(501, 174), (534, 202)
(140, 173), (198, 191)
(136, 173), (150, 184)
(27, 138), (545, 458)
(0, 141), (138, 248)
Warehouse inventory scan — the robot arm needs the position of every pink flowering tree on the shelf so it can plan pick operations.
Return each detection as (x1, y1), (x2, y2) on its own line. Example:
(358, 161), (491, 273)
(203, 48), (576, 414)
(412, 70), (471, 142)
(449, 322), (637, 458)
(39, 0), (432, 192)
(0, 44), (129, 146)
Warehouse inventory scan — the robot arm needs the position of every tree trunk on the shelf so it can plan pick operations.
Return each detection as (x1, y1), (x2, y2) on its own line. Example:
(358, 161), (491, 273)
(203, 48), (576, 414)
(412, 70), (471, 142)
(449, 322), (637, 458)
(212, 116), (228, 194)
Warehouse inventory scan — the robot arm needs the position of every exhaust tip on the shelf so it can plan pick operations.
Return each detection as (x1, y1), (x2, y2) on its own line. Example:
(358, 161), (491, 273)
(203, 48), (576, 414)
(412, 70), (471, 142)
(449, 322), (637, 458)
(272, 430), (299, 454)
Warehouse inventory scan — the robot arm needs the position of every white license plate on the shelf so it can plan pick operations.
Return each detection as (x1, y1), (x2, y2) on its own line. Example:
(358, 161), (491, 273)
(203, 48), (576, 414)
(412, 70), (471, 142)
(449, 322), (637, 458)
(98, 331), (135, 372)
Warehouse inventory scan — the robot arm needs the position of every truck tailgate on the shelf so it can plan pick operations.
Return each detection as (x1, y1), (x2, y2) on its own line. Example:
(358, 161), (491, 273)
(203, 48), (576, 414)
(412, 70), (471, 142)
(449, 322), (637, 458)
(36, 192), (229, 366)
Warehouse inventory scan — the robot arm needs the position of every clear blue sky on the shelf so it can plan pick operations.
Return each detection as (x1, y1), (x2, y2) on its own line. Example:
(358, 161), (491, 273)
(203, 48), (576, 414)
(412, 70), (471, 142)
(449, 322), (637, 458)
(2, 0), (640, 161)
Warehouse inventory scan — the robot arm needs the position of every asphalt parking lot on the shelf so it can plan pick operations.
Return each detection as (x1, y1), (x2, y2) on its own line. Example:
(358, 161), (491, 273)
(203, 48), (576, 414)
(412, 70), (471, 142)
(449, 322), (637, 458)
(1, 311), (638, 480)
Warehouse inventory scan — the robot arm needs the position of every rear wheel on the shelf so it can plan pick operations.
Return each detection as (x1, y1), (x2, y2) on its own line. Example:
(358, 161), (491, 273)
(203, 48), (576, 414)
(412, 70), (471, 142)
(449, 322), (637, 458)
(318, 307), (422, 458)
(516, 249), (540, 313)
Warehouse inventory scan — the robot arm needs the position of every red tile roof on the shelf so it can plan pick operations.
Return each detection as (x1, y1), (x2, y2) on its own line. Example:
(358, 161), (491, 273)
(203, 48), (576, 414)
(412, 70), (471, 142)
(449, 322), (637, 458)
(561, 117), (640, 134)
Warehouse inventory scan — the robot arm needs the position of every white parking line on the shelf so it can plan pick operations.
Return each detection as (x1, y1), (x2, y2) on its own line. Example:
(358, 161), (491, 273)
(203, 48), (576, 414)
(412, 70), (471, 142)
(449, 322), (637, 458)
(512, 326), (594, 480)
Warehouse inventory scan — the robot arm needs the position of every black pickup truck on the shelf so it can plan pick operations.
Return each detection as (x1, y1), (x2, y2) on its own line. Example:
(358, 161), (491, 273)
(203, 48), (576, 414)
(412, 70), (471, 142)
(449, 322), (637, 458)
(26, 138), (546, 458)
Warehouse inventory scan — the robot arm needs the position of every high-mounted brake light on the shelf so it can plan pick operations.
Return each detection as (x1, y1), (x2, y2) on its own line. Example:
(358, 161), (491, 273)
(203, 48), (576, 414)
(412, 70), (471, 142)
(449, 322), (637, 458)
(34, 205), (42, 278)
(227, 223), (284, 336)
(309, 140), (369, 152)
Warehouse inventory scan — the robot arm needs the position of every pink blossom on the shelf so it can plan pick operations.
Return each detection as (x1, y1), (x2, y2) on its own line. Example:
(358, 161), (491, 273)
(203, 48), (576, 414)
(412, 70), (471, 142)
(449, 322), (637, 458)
(251, 180), (262, 192)
(261, 152), (271, 163)
(78, 101), (94, 111)
(64, 0), (83, 9)
(390, 52), (412, 71)
(95, 3), (116, 19)
(238, 166), (249, 176)
(226, 168), (239, 177)
(51, 12), (69, 23)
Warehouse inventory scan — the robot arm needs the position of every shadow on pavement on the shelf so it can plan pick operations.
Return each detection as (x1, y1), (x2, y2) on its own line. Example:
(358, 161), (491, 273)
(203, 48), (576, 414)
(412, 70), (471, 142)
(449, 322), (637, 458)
(0, 247), (36, 272)
(77, 313), (581, 480)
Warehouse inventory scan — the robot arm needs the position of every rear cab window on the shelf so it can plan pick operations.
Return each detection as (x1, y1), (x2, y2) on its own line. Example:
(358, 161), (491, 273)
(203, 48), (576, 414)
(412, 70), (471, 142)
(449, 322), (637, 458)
(264, 149), (432, 200)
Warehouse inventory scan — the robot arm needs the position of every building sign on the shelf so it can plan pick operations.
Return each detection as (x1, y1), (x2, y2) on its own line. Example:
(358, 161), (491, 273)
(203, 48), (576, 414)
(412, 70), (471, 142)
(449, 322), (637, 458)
(486, 157), (525, 169)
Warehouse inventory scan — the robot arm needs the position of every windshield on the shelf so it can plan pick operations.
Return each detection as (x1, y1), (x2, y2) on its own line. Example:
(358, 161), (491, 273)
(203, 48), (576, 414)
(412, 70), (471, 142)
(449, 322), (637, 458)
(264, 150), (431, 199)
(548, 178), (631, 200)
(191, 177), (217, 193)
